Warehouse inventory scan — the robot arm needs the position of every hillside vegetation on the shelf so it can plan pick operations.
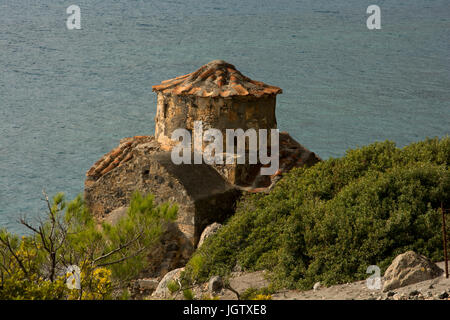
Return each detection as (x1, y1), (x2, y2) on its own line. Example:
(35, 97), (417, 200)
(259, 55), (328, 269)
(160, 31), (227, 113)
(0, 192), (177, 299)
(184, 137), (450, 290)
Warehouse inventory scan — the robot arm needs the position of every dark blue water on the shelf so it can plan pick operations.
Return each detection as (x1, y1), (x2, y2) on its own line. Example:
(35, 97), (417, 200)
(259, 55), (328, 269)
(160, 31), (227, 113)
(1, 0), (449, 232)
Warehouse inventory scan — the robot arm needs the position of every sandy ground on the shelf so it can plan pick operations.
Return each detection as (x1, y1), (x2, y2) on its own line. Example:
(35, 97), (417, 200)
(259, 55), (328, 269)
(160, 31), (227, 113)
(187, 262), (450, 300)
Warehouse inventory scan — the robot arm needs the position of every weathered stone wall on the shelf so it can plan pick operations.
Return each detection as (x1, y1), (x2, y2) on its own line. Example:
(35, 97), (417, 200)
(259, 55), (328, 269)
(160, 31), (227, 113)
(212, 156), (266, 187)
(84, 142), (196, 239)
(150, 152), (242, 245)
(84, 137), (242, 246)
(154, 93), (277, 151)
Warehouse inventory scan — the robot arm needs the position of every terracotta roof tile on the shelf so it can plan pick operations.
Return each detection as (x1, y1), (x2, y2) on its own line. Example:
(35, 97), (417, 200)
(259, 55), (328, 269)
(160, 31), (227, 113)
(152, 60), (282, 98)
(86, 136), (158, 181)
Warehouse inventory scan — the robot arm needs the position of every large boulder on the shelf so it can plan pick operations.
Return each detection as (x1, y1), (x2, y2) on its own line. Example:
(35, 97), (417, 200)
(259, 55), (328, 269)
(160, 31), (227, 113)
(383, 251), (443, 292)
(197, 223), (222, 248)
(152, 267), (185, 298)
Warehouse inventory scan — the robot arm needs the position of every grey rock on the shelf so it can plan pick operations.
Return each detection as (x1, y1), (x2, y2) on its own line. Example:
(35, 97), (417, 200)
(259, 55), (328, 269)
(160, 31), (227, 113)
(137, 278), (159, 291)
(409, 290), (420, 297)
(313, 282), (321, 291)
(197, 223), (222, 248)
(438, 291), (448, 299)
(152, 267), (185, 298)
(208, 276), (223, 293)
(383, 251), (443, 292)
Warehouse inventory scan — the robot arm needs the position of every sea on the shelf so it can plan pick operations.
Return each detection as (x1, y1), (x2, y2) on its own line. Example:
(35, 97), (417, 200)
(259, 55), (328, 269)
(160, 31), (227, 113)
(0, 0), (449, 232)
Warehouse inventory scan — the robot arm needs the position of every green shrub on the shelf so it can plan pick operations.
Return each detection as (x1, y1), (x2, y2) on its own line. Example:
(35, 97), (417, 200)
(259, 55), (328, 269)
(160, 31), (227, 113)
(182, 288), (195, 300)
(0, 191), (177, 299)
(100, 192), (178, 283)
(167, 280), (181, 294)
(184, 137), (449, 290)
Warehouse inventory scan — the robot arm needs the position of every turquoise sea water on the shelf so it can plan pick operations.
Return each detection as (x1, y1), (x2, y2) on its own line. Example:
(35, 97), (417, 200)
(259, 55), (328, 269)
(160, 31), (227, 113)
(0, 0), (449, 232)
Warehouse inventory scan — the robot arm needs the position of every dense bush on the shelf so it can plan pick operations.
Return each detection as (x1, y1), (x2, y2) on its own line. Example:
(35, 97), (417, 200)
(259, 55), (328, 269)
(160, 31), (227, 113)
(0, 192), (177, 299)
(184, 137), (450, 290)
